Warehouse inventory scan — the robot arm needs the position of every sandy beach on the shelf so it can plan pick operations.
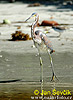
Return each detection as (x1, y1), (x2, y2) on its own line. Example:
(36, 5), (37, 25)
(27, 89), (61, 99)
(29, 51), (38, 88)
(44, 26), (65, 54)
(0, 1), (73, 100)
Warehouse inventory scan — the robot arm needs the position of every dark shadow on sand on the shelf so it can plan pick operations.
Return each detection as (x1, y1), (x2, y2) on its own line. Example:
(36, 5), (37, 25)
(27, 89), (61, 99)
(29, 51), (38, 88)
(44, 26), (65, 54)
(0, 79), (21, 83)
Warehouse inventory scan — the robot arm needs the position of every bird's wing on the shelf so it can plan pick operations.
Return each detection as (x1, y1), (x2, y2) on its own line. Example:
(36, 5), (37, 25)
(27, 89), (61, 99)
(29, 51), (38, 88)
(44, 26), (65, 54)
(41, 34), (53, 51)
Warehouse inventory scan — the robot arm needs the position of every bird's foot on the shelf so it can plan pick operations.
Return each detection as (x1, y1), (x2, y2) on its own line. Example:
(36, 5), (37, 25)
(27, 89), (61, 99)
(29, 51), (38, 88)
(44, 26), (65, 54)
(51, 74), (59, 82)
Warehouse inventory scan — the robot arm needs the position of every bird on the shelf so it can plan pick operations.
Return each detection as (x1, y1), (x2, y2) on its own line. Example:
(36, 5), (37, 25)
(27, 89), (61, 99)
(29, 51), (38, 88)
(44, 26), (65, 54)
(52, 26), (66, 38)
(24, 12), (58, 82)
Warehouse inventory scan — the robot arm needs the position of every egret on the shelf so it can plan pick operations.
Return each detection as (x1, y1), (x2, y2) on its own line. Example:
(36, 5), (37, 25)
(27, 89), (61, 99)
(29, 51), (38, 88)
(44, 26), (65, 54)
(24, 13), (58, 82)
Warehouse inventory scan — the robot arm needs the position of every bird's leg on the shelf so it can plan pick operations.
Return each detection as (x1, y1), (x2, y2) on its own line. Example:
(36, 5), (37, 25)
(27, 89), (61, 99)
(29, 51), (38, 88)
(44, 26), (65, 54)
(49, 53), (55, 81)
(38, 52), (43, 83)
(48, 50), (59, 82)
(37, 49), (43, 100)
(56, 32), (61, 38)
(39, 53), (44, 100)
(37, 48), (43, 82)
(58, 32), (61, 38)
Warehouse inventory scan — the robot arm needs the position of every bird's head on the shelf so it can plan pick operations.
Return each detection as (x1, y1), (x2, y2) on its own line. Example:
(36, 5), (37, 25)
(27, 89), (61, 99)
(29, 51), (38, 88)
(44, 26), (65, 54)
(24, 12), (37, 22)
(31, 12), (37, 16)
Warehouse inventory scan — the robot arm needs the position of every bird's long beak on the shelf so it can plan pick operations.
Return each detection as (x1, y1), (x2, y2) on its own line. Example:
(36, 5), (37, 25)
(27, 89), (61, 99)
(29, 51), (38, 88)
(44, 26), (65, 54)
(24, 15), (35, 22)
(24, 16), (32, 22)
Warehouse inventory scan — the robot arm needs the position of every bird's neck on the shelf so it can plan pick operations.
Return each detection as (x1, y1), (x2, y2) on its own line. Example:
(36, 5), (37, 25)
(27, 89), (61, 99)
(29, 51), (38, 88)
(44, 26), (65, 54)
(31, 15), (39, 39)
